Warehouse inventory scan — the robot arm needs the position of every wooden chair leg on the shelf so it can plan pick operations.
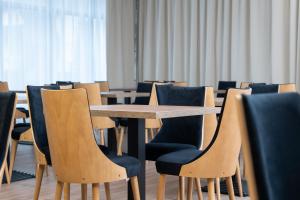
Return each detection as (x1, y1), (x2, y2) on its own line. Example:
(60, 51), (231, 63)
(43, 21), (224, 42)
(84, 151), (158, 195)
(45, 165), (49, 177)
(194, 178), (203, 200)
(187, 177), (193, 200)
(117, 128), (124, 156)
(150, 128), (154, 140)
(130, 176), (141, 200)
(4, 163), (10, 184)
(55, 181), (64, 200)
(81, 184), (87, 200)
(100, 129), (105, 145)
(0, 165), (5, 189)
(179, 176), (186, 200)
(64, 183), (70, 200)
(145, 129), (149, 143)
(207, 178), (215, 200)
(104, 183), (111, 200)
(33, 164), (45, 200)
(215, 178), (221, 200)
(157, 174), (166, 200)
(225, 177), (235, 200)
(236, 164), (243, 197)
(9, 139), (18, 179)
(92, 183), (100, 200)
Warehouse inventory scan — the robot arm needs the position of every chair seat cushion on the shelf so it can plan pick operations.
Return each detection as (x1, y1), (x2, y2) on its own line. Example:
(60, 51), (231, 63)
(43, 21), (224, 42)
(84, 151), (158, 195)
(146, 142), (197, 161)
(12, 123), (31, 140)
(156, 149), (202, 176)
(16, 107), (29, 118)
(99, 145), (140, 178)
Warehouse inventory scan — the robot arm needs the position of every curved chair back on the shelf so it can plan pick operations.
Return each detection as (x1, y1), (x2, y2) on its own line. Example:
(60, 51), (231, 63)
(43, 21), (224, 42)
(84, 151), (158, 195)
(41, 89), (127, 183)
(27, 85), (59, 165)
(0, 82), (9, 92)
(74, 83), (115, 129)
(56, 81), (74, 89)
(278, 83), (296, 93)
(238, 93), (300, 200)
(95, 81), (110, 92)
(134, 82), (153, 105)
(181, 88), (251, 178)
(250, 84), (279, 94)
(152, 85), (206, 149)
(217, 81), (236, 97)
(173, 82), (188, 87)
(0, 92), (16, 169)
(240, 82), (252, 89)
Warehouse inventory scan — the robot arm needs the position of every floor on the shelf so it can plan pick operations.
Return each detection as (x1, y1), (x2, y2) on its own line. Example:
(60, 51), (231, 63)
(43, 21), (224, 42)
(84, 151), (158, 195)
(0, 144), (250, 200)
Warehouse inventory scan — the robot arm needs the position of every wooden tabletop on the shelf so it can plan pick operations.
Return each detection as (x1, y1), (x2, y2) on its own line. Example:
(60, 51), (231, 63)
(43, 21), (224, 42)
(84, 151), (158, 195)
(90, 104), (221, 119)
(100, 91), (150, 98)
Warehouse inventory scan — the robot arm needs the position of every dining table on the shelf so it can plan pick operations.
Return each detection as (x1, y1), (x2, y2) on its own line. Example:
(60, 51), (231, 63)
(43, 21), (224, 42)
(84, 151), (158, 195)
(90, 104), (221, 200)
(100, 91), (150, 104)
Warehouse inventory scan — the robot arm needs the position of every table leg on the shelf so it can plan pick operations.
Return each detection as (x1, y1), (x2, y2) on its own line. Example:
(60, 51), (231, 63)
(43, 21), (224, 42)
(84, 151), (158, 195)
(107, 97), (118, 151)
(128, 118), (145, 200)
(124, 97), (131, 104)
(107, 97), (117, 105)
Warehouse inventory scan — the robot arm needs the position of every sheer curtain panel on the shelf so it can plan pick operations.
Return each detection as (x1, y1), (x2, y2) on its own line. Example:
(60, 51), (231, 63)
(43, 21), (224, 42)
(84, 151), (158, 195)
(0, 0), (107, 90)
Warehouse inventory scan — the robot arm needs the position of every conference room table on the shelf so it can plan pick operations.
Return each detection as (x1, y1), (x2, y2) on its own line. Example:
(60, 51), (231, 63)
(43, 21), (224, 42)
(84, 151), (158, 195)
(90, 104), (221, 200)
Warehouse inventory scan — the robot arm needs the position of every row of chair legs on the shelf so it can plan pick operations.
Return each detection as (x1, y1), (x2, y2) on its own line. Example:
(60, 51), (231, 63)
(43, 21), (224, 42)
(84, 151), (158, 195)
(54, 176), (140, 200)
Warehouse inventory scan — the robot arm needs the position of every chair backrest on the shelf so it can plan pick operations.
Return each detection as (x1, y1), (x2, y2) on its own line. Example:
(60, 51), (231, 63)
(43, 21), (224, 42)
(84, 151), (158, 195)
(134, 82), (153, 105)
(238, 93), (300, 200)
(250, 84), (279, 94)
(152, 85), (206, 148)
(217, 81), (237, 97)
(56, 81), (74, 88)
(173, 82), (189, 87)
(0, 82), (9, 92)
(41, 89), (127, 183)
(27, 85), (59, 165)
(278, 83), (296, 93)
(181, 88), (251, 177)
(74, 83), (102, 105)
(240, 82), (252, 89)
(0, 92), (16, 167)
(95, 81), (110, 92)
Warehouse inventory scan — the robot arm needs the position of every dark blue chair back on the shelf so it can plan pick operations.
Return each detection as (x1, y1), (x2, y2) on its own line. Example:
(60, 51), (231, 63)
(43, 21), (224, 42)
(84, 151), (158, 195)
(250, 84), (278, 94)
(134, 82), (153, 105)
(0, 92), (16, 167)
(242, 93), (300, 200)
(152, 85), (205, 148)
(27, 85), (59, 165)
(56, 81), (74, 88)
(217, 81), (236, 97)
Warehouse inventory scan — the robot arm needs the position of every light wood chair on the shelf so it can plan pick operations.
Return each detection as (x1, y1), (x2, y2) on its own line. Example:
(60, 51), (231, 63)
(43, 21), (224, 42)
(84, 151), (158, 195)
(240, 82), (252, 89)
(173, 82), (189, 87)
(278, 83), (297, 93)
(74, 83), (125, 155)
(95, 81), (110, 105)
(156, 88), (251, 200)
(0, 92), (16, 188)
(41, 88), (141, 200)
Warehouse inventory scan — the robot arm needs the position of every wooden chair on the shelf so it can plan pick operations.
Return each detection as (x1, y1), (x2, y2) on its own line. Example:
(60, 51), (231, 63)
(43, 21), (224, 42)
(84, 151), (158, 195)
(26, 85), (59, 200)
(41, 88), (141, 200)
(74, 83), (124, 155)
(278, 83), (297, 93)
(156, 88), (251, 200)
(217, 81), (237, 98)
(0, 92), (16, 188)
(95, 81), (110, 105)
(237, 92), (300, 200)
(240, 82), (252, 89)
(173, 82), (189, 87)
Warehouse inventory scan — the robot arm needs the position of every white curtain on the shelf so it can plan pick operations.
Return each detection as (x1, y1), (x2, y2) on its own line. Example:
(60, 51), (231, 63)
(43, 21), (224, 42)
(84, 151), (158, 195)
(0, 0), (107, 90)
(106, 0), (136, 89)
(138, 0), (300, 88)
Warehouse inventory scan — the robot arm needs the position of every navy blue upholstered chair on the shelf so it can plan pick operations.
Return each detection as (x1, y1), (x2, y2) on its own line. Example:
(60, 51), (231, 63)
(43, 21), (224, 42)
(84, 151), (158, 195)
(217, 81), (237, 97)
(146, 85), (206, 161)
(27, 85), (59, 200)
(239, 93), (300, 200)
(155, 88), (251, 200)
(133, 82), (153, 105)
(0, 92), (16, 186)
(250, 84), (278, 94)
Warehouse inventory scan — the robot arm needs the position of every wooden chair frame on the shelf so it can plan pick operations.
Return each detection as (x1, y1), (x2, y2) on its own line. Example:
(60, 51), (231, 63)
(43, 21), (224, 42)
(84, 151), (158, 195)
(278, 83), (297, 93)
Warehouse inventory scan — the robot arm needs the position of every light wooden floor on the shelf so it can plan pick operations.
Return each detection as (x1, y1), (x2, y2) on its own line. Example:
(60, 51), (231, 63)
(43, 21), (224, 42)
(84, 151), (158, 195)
(0, 144), (250, 200)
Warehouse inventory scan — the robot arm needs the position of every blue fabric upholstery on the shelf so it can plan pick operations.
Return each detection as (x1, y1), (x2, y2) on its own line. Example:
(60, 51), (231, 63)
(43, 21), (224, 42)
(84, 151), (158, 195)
(27, 85), (59, 165)
(99, 145), (140, 177)
(0, 92), (16, 168)
(146, 85), (205, 161)
(11, 123), (31, 140)
(217, 81), (236, 97)
(156, 148), (202, 175)
(250, 84), (278, 94)
(242, 93), (300, 200)
(133, 82), (153, 105)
